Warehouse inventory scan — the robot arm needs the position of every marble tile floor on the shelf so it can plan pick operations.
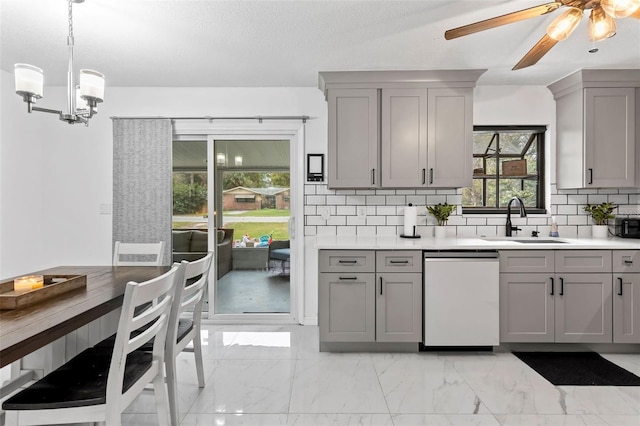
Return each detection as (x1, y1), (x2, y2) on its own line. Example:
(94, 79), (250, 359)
(122, 324), (640, 426)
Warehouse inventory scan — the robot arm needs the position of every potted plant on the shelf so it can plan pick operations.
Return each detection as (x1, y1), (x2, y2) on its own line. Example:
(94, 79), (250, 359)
(427, 203), (457, 237)
(583, 202), (617, 238)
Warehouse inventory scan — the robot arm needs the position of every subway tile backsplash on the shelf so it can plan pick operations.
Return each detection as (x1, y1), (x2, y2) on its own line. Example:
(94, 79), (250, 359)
(304, 184), (640, 238)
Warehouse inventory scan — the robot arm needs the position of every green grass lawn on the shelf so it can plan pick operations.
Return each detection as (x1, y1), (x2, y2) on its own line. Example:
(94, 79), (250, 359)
(224, 209), (290, 217)
(224, 222), (289, 240)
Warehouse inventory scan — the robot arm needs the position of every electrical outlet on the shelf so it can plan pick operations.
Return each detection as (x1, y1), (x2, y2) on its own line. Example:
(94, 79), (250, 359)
(318, 206), (330, 220)
(357, 207), (367, 217)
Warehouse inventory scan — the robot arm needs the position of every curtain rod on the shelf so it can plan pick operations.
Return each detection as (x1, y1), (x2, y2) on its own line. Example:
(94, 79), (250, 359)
(110, 115), (310, 123)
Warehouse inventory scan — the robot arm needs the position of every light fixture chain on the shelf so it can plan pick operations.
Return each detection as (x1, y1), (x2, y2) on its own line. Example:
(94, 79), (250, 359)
(68, 0), (74, 40)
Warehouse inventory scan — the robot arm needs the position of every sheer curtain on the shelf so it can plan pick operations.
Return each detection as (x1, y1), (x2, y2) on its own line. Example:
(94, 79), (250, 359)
(112, 118), (172, 265)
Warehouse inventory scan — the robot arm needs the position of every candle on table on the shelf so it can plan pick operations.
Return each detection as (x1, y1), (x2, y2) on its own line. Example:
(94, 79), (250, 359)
(14, 275), (44, 293)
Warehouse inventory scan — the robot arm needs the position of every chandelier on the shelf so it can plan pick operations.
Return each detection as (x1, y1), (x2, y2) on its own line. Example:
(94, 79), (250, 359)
(14, 0), (105, 126)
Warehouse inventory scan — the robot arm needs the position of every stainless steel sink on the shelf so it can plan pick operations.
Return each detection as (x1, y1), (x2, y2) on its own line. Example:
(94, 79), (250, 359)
(512, 239), (567, 244)
(481, 237), (568, 244)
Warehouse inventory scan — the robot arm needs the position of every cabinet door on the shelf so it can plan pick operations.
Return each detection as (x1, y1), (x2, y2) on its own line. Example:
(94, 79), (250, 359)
(376, 273), (422, 342)
(584, 88), (636, 188)
(499, 273), (555, 342)
(555, 273), (612, 343)
(427, 88), (473, 188)
(381, 89), (428, 187)
(613, 274), (640, 344)
(327, 89), (379, 188)
(319, 273), (375, 342)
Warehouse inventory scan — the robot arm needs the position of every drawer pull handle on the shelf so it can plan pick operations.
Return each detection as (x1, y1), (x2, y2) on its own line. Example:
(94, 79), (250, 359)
(559, 277), (564, 296)
(624, 260), (633, 265)
(618, 277), (623, 296)
(550, 277), (554, 296)
(389, 260), (409, 264)
(338, 276), (357, 280)
(338, 260), (357, 264)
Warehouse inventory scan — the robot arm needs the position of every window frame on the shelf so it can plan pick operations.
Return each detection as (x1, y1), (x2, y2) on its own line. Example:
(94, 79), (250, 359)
(462, 125), (546, 215)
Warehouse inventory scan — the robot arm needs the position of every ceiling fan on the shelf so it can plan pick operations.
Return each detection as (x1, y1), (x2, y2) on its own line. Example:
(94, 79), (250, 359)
(444, 0), (640, 70)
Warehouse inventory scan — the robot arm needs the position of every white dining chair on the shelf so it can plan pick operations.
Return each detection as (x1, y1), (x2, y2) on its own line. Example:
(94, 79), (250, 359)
(164, 251), (213, 425)
(2, 263), (183, 426)
(113, 241), (165, 266)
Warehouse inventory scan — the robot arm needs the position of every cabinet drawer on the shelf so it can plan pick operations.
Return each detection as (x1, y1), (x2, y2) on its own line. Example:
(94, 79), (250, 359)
(555, 250), (611, 273)
(319, 250), (375, 273)
(613, 250), (640, 273)
(499, 250), (554, 273)
(376, 251), (422, 273)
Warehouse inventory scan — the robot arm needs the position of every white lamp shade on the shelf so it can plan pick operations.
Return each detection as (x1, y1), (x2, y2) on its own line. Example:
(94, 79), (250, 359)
(588, 7), (617, 41)
(546, 7), (583, 41)
(601, 0), (640, 18)
(15, 64), (43, 98)
(75, 85), (91, 111)
(79, 69), (105, 102)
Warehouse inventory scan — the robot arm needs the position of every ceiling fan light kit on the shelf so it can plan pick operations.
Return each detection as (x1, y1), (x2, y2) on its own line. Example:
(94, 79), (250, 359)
(588, 6), (617, 41)
(444, 0), (640, 70)
(601, 0), (640, 17)
(13, 0), (105, 126)
(547, 7), (583, 40)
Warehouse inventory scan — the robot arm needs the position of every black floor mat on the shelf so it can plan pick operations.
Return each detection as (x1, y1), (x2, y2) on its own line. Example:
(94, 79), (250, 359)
(513, 352), (640, 386)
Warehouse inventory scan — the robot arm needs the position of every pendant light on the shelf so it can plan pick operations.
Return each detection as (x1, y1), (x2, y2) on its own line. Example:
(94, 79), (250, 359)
(14, 0), (105, 126)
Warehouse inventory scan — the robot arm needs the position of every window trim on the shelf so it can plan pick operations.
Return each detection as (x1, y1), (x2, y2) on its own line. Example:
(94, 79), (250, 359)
(463, 125), (546, 215)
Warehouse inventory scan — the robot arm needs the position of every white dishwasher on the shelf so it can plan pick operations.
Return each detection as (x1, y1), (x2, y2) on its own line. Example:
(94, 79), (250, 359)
(424, 251), (499, 347)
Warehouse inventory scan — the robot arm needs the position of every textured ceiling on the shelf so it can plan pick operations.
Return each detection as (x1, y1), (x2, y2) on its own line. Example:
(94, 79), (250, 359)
(1, 0), (639, 88)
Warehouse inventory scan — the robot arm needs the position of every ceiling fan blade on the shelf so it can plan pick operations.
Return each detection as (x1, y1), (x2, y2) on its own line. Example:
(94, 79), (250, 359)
(445, 2), (562, 40)
(512, 34), (559, 70)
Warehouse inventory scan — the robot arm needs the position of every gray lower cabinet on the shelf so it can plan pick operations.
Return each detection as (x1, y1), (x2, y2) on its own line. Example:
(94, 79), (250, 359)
(613, 250), (640, 343)
(319, 250), (422, 344)
(554, 273), (612, 343)
(319, 272), (375, 342)
(500, 250), (614, 344)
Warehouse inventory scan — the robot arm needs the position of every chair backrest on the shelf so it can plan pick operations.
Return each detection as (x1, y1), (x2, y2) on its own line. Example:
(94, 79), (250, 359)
(107, 263), (183, 403)
(113, 241), (165, 266)
(167, 252), (213, 347)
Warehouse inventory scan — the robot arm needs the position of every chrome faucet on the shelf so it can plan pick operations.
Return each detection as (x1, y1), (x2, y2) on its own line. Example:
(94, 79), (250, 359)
(506, 196), (527, 237)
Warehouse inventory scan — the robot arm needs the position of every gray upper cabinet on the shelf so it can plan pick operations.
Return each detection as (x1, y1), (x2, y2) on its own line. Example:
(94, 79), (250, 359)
(427, 88), (473, 188)
(320, 70), (485, 189)
(381, 89), (428, 188)
(327, 89), (379, 188)
(548, 70), (639, 189)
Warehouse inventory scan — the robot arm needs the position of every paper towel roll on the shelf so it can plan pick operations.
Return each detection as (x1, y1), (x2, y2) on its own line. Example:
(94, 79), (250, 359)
(403, 205), (417, 237)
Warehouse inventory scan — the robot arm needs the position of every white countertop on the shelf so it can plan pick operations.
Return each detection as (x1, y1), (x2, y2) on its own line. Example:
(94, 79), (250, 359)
(315, 235), (640, 250)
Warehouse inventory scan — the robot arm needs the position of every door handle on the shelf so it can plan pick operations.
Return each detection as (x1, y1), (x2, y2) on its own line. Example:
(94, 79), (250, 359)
(379, 276), (383, 295)
(288, 216), (295, 240)
(618, 277), (623, 296)
(550, 277), (554, 296)
(588, 168), (593, 184)
(371, 169), (375, 185)
(422, 169), (426, 185)
(559, 277), (564, 296)
(429, 168), (434, 184)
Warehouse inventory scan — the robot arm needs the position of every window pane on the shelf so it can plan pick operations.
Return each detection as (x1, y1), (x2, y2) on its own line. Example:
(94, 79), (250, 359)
(172, 172), (208, 229)
(473, 132), (496, 154)
(498, 132), (530, 154)
(462, 179), (484, 207)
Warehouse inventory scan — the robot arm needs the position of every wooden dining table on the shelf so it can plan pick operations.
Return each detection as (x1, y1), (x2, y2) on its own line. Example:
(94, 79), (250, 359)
(0, 265), (169, 368)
